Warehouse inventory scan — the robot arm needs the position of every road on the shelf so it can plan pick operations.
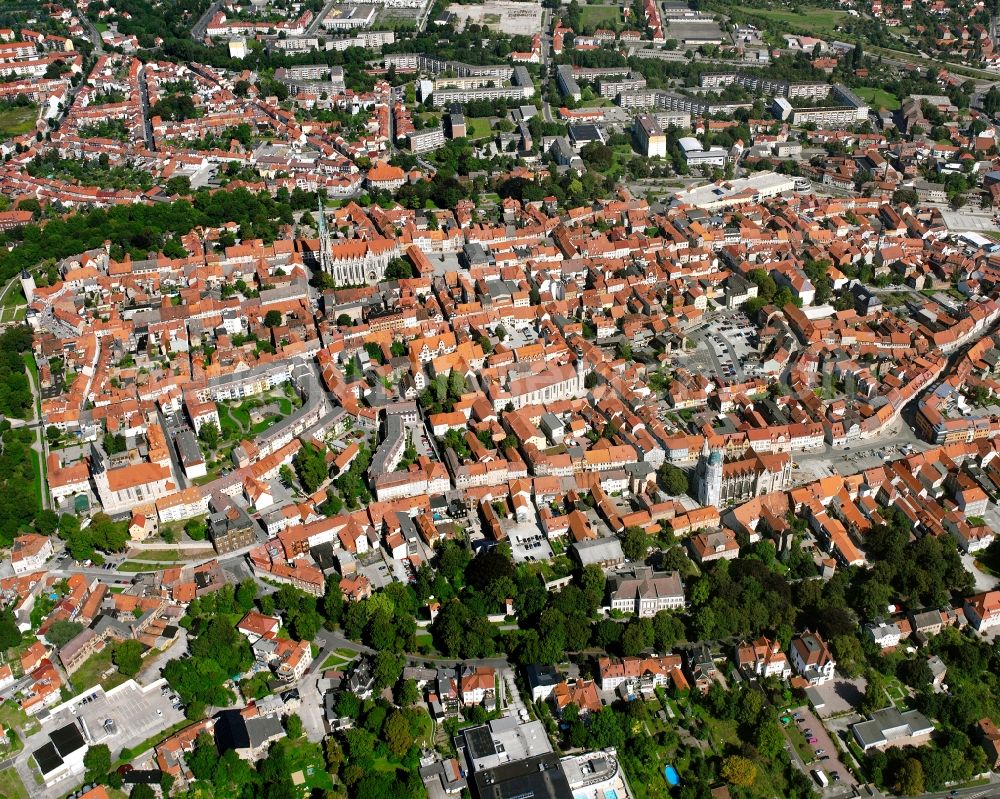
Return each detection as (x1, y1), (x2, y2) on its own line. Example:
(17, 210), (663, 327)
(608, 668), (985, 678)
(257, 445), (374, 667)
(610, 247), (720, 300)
(305, 0), (336, 34)
(76, 11), (104, 53)
(191, 0), (223, 40)
(138, 64), (155, 151)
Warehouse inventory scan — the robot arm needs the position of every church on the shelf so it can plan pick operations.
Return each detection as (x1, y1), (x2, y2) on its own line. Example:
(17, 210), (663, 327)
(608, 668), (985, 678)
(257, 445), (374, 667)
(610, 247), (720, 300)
(696, 440), (793, 509)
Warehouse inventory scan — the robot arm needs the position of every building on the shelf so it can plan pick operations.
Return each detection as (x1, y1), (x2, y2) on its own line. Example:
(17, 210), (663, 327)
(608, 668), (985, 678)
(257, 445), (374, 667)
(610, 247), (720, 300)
(409, 126), (446, 153)
(695, 443), (792, 508)
(790, 630), (836, 685)
(608, 567), (685, 616)
(851, 707), (934, 751)
(633, 115), (666, 158)
(10, 533), (53, 575)
(678, 136), (728, 169)
(32, 721), (87, 787)
(965, 590), (1000, 633)
(696, 442), (723, 508)
(734, 637), (791, 680)
(207, 495), (256, 554)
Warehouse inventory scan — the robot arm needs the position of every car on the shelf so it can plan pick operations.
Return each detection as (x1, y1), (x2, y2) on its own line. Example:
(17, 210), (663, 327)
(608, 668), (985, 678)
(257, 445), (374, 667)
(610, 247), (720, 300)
(156, 708), (163, 717)
(808, 737), (818, 744)
(815, 749), (825, 755)
(831, 773), (841, 782)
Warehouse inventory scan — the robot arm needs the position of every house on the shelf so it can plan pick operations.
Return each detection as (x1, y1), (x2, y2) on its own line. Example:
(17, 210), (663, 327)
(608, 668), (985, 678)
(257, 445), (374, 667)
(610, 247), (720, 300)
(790, 630), (835, 685)
(597, 655), (683, 695)
(550, 679), (602, 716)
(734, 637), (791, 680)
(608, 567), (685, 616)
(977, 718), (1000, 769)
(460, 666), (496, 709)
(965, 590), (1000, 633)
(10, 534), (52, 575)
(866, 622), (902, 650)
(525, 664), (562, 702)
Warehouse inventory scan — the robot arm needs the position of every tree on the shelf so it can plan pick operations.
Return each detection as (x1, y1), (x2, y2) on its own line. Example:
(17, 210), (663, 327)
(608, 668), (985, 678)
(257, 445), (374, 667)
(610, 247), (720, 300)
(112, 640), (144, 676)
(130, 784), (156, 799)
(286, 713), (304, 738)
(897, 758), (925, 796)
(658, 463), (689, 495)
(754, 720), (784, 758)
(264, 310), (282, 327)
(45, 620), (83, 648)
(84, 743), (112, 781)
(0, 607), (21, 650)
(199, 421), (220, 448)
(235, 578), (257, 612)
(384, 709), (413, 757)
(396, 678), (420, 706)
(622, 526), (649, 563)
(721, 755), (757, 788)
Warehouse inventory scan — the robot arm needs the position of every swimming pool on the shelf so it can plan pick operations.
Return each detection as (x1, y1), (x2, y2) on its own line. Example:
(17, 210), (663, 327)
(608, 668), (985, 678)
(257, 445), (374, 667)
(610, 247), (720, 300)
(604, 789), (618, 799)
(664, 765), (680, 787)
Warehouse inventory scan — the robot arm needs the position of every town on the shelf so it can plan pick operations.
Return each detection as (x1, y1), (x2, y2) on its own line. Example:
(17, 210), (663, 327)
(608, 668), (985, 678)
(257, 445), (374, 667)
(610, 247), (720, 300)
(1, 0), (1000, 798)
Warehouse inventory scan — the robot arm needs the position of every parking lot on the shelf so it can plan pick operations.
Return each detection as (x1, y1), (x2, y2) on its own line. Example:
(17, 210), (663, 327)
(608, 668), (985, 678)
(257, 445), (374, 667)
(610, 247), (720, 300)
(683, 311), (763, 382)
(507, 521), (553, 563)
(787, 704), (857, 791)
(46, 680), (184, 759)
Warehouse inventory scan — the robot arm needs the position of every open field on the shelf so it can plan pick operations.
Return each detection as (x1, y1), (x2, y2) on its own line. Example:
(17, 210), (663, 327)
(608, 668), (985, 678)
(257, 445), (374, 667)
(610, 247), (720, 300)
(0, 105), (37, 141)
(730, 4), (849, 37)
(854, 86), (901, 110)
(447, 0), (543, 35)
(70, 648), (128, 693)
(466, 117), (494, 140)
(580, 3), (621, 29)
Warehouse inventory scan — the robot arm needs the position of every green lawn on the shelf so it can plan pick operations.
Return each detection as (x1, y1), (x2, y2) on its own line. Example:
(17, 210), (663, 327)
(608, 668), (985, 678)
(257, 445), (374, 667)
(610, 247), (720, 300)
(465, 117), (493, 140)
(0, 767), (29, 799)
(277, 738), (333, 792)
(854, 86), (901, 111)
(70, 648), (128, 693)
(1, 283), (25, 308)
(580, 3), (621, 29)
(128, 549), (190, 563)
(321, 651), (357, 670)
(0, 701), (39, 738)
(118, 560), (173, 572)
(0, 105), (37, 141)
(731, 5), (848, 37)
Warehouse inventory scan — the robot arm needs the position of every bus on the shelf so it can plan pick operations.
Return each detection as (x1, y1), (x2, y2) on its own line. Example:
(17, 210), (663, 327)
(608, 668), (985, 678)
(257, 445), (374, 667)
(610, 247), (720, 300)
(812, 769), (829, 788)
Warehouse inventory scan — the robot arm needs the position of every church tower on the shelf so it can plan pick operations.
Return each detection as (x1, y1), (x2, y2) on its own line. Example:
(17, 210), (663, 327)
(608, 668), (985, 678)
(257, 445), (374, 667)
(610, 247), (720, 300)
(575, 344), (588, 394)
(697, 439), (724, 509)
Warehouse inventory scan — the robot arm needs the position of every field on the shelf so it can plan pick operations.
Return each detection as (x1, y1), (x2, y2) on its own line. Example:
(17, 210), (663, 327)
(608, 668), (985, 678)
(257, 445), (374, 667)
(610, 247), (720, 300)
(446, 0), (543, 35)
(854, 86), (901, 110)
(70, 648), (129, 693)
(0, 105), (37, 141)
(580, 3), (621, 29)
(731, 5), (849, 38)
(465, 117), (494, 140)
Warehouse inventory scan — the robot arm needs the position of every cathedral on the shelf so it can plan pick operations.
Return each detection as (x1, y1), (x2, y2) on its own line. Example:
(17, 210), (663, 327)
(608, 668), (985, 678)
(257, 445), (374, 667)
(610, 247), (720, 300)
(696, 441), (793, 509)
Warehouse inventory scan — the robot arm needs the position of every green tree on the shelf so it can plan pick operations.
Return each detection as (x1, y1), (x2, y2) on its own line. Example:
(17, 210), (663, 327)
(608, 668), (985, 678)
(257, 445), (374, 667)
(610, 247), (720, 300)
(658, 463), (689, 495)
(264, 310), (282, 327)
(84, 743), (112, 781)
(199, 421), (220, 448)
(112, 640), (145, 676)
(721, 755), (756, 788)
(897, 758), (925, 796)
(384, 709), (413, 757)
(622, 526), (649, 563)
(45, 620), (83, 647)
